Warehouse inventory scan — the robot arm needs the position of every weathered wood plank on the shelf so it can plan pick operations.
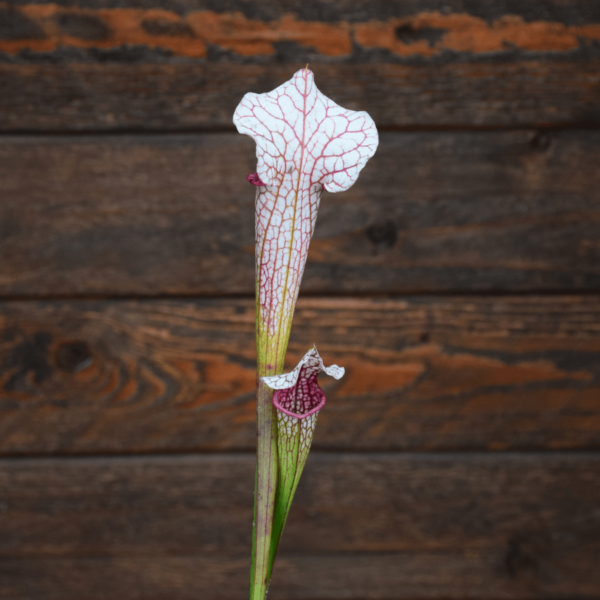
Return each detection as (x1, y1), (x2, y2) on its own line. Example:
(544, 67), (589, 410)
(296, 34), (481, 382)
(1, 1), (600, 130)
(2, 61), (600, 131)
(5, 1), (600, 58)
(2, 131), (600, 296)
(0, 453), (598, 599)
(1, 296), (600, 455)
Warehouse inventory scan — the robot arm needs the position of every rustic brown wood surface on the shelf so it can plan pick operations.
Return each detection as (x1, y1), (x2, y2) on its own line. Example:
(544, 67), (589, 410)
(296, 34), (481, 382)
(0, 452), (598, 599)
(1, 296), (599, 455)
(2, 130), (600, 296)
(1, 1), (600, 131)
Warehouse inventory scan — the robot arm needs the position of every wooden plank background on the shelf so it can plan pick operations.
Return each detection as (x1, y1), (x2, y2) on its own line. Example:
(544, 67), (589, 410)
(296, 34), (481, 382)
(2, 296), (600, 454)
(1, 1), (600, 598)
(1, 453), (599, 599)
(3, 131), (600, 295)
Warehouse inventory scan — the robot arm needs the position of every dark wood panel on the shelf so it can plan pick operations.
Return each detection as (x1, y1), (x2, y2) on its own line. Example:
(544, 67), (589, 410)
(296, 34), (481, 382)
(2, 131), (600, 296)
(1, 61), (599, 132)
(0, 453), (598, 599)
(1, 296), (600, 455)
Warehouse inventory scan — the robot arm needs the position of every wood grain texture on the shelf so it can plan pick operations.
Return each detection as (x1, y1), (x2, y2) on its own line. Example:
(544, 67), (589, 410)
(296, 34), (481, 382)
(1, 60), (600, 131)
(0, 452), (598, 599)
(1, 296), (600, 455)
(3, 6), (600, 61)
(4, 1), (600, 59)
(2, 130), (600, 296)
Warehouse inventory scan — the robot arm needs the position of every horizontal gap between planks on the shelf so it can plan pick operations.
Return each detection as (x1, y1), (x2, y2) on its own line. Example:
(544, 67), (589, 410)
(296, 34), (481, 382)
(2, 122), (600, 137)
(2, 448), (600, 461)
(2, 289), (600, 303)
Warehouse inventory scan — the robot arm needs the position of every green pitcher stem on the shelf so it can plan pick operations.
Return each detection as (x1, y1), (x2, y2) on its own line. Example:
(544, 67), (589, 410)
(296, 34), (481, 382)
(249, 378), (278, 600)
